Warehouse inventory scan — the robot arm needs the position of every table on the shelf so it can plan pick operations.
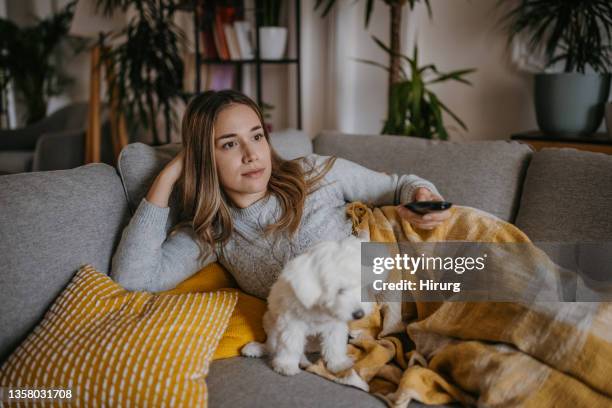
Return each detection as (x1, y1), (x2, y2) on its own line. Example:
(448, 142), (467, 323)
(510, 131), (612, 155)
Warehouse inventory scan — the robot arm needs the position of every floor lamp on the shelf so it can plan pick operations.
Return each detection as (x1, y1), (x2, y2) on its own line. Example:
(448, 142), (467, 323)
(70, 0), (128, 165)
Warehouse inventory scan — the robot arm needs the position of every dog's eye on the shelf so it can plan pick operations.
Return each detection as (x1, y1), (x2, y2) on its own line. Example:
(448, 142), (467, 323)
(337, 288), (345, 295)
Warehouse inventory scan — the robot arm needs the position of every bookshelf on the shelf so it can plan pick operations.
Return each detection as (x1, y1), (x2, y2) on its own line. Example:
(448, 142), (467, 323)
(189, 0), (302, 129)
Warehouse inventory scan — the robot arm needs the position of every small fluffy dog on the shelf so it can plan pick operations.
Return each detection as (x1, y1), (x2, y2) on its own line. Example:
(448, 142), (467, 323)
(241, 235), (374, 376)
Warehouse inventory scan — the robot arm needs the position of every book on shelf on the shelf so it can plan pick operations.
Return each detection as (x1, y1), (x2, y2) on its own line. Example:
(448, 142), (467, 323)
(183, 52), (237, 92)
(204, 64), (236, 90)
(233, 21), (254, 59)
(196, 1), (218, 59)
(197, 0), (254, 60)
(213, 11), (231, 60)
(223, 24), (241, 60)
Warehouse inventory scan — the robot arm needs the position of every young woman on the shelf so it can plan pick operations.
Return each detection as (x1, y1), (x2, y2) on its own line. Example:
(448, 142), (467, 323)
(110, 90), (451, 298)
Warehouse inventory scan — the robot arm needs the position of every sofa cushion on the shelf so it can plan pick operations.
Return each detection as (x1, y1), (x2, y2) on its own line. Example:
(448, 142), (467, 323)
(0, 150), (33, 173)
(0, 164), (129, 362)
(267, 127), (313, 159)
(207, 356), (454, 408)
(117, 129), (313, 227)
(313, 131), (533, 222)
(117, 142), (182, 230)
(0, 264), (237, 407)
(515, 148), (612, 241)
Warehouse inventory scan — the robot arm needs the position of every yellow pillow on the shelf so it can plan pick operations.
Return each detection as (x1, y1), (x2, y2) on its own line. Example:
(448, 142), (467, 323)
(0, 264), (237, 407)
(167, 262), (267, 359)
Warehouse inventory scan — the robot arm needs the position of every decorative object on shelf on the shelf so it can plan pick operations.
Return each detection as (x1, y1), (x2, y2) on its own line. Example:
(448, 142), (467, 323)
(259, 0), (287, 60)
(499, 0), (612, 138)
(93, 0), (188, 146)
(192, 0), (302, 129)
(0, 0), (79, 125)
(234, 20), (254, 59)
(315, 0), (474, 140)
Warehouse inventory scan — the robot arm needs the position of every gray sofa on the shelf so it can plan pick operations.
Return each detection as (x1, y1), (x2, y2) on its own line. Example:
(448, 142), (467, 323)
(1, 129), (611, 407)
(0, 102), (128, 174)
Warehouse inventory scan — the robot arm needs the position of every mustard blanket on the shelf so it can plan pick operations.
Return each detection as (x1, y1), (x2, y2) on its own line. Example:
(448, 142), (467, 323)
(303, 202), (612, 407)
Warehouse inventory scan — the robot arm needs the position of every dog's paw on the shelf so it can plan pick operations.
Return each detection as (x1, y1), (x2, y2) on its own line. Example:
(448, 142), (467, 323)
(326, 357), (354, 374)
(241, 341), (264, 358)
(271, 360), (301, 376)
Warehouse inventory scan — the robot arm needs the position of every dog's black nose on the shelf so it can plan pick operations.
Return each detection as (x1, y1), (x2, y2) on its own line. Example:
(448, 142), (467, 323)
(352, 310), (364, 320)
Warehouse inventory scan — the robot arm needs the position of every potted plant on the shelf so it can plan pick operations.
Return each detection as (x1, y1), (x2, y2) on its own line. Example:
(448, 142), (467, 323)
(94, 0), (187, 145)
(315, 0), (474, 139)
(500, 0), (612, 137)
(258, 0), (287, 60)
(360, 39), (475, 139)
(0, 1), (79, 125)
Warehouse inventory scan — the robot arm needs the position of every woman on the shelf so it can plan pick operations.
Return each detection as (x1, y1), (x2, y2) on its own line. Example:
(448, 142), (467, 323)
(110, 90), (451, 298)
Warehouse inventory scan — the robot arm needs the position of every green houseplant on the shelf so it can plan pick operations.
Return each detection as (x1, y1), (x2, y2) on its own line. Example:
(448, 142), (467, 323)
(0, 1), (78, 125)
(94, 0), (187, 145)
(359, 39), (474, 140)
(499, 0), (612, 137)
(315, 0), (474, 139)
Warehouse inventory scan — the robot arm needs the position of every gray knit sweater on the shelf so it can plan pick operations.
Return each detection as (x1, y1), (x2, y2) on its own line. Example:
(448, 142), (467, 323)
(110, 153), (441, 299)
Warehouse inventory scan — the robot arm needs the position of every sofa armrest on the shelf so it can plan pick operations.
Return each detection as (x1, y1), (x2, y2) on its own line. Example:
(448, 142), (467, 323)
(31, 125), (117, 172)
(31, 129), (86, 172)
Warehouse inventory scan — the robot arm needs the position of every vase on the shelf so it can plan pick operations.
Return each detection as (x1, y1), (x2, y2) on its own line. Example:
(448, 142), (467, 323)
(258, 27), (287, 60)
(534, 73), (611, 137)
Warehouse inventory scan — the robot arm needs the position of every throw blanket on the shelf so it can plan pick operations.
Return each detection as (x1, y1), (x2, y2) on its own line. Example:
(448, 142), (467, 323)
(304, 202), (612, 407)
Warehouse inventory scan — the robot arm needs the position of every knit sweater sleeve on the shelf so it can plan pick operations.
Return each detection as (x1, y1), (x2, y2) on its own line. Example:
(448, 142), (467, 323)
(109, 197), (217, 292)
(303, 153), (442, 206)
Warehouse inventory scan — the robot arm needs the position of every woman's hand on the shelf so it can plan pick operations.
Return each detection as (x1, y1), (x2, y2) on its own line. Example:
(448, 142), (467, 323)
(395, 187), (452, 230)
(161, 149), (185, 184)
(145, 150), (184, 208)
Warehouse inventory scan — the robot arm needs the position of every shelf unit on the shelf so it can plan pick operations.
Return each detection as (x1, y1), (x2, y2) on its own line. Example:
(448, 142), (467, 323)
(190, 0), (302, 129)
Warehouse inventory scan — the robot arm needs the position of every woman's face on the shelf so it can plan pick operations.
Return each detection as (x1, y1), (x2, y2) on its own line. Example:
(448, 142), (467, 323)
(213, 103), (272, 209)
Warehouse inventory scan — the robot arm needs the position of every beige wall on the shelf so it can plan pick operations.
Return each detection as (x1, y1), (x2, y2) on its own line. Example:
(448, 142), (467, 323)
(8, 0), (606, 139)
(325, 0), (537, 140)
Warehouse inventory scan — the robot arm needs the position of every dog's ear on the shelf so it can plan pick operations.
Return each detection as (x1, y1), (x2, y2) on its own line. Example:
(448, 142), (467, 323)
(282, 256), (322, 309)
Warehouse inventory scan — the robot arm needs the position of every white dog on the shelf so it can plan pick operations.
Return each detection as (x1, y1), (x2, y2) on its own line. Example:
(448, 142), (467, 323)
(241, 235), (374, 377)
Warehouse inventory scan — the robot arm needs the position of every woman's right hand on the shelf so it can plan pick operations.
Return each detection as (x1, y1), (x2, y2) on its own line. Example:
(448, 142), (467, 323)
(161, 149), (185, 184)
(146, 150), (184, 208)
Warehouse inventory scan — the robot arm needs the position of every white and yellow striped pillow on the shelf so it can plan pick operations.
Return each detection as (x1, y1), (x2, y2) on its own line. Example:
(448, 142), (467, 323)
(0, 264), (238, 407)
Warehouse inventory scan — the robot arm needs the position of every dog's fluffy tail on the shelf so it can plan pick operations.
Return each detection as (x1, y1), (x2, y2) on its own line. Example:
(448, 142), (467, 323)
(241, 341), (266, 358)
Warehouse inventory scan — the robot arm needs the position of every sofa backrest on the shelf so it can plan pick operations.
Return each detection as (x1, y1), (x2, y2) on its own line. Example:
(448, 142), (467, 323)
(116, 129), (314, 228)
(313, 131), (533, 222)
(515, 148), (612, 242)
(0, 164), (130, 362)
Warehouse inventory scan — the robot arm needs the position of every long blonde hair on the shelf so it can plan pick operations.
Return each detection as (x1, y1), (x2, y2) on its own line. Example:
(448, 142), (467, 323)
(170, 90), (336, 263)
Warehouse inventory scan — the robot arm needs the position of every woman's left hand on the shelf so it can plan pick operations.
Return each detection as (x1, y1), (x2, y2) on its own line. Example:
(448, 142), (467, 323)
(395, 187), (452, 230)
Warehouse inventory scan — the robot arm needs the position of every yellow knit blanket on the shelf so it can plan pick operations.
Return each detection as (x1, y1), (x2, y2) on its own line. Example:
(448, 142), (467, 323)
(302, 202), (612, 407)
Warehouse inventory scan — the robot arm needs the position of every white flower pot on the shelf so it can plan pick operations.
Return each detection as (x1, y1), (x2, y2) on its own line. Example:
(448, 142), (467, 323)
(258, 26), (287, 60)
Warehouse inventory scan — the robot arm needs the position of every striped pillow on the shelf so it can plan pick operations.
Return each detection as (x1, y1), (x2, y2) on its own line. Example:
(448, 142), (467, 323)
(0, 264), (237, 407)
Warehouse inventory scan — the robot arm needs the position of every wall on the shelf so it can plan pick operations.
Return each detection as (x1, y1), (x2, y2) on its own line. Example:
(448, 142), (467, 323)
(326, 0), (536, 140)
(6, 0), (608, 139)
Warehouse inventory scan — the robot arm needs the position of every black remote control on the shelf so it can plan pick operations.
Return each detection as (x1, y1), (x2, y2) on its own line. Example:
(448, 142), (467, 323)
(404, 201), (453, 215)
